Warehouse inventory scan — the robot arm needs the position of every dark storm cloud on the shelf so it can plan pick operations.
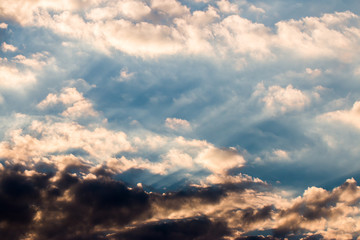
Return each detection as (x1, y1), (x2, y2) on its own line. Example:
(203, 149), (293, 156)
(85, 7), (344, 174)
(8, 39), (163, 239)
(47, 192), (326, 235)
(235, 235), (324, 240)
(0, 161), (360, 239)
(240, 205), (274, 225)
(0, 168), (50, 240)
(0, 161), (267, 240)
(0, 163), (234, 240)
(0, 164), (151, 240)
(236, 236), (277, 240)
(112, 216), (230, 240)
(35, 176), (152, 240)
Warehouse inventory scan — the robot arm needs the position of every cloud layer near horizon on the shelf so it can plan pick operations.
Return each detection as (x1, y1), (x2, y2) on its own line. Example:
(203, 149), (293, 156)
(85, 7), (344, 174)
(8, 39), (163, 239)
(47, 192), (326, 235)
(1, 160), (360, 239)
(1, 0), (360, 239)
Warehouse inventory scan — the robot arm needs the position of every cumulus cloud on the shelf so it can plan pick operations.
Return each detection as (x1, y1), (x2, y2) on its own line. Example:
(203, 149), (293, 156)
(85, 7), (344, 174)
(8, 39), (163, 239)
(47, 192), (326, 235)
(320, 101), (360, 130)
(275, 11), (360, 61)
(254, 83), (310, 114)
(195, 146), (245, 175)
(213, 15), (273, 60)
(0, 0), (100, 25)
(1, 0), (358, 62)
(216, 0), (239, 14)
(0, 22), (8, 28)
(1, 42), (17, 52)
(12, 52), (54, 69)
(151, 0), (190, 17)
(0, 51), (56, 92)
(0, 65), (36, 89)
(86, 0), (151, 21)
(37, 87), (98, 118)
(0, 119), (133, 163)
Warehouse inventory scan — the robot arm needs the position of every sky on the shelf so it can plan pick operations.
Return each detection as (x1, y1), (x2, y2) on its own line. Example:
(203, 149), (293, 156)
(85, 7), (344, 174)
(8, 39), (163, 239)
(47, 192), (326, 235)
(1, 0), (360, 239)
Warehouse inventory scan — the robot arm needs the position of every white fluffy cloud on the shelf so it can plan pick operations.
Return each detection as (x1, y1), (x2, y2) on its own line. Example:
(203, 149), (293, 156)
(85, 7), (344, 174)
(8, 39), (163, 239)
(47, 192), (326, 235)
(0, 0), (100, 25)
(86, 0), (151, 21)
(1, 0), (358, 61)
(0, 22), (8, 29)
(195, 146), (245, 174)
(320, 101), (360, 130)
(216, 0), (239, 13)
(0, 64), (36, 89)
(151, 0), (190, 17)
(12, 52), (54, 69)
(1, 42), (17, 52)
(37, 87), (98, 118)
(213, 15), (273, 60)
(0, 119), (133, 163)
(254, 83), (310, 114)
(275, 11), (360, 61)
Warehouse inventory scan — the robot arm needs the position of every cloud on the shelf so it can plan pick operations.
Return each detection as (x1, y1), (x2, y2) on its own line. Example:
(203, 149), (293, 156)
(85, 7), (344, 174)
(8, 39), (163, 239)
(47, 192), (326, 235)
(35, 11), (185, 57)
(1, 1), (360, 239)
(113, 216), (230, 240)
(216, 0), (239, 14)
(0, 156), (359, 239)
(1, 42), (17, 52)
(320, 101), (360, 130)
(271, 178), (360, 238)
(0, 0), (100, 25)
(12, 52), (54, 69)
(165, 117), (191, 130)
(151, 0), (190, 17)
(0, 22), (8, 29)
(275, 11), (360, 61)
(0, 64), (36, 89)
(1, 0), (358, 62)
(113, 68), (135, 82)
(271, 149), (290, 161)
(248, 5), (266, 14)
(86, 0), (151, 21)
(254, 83), (310, 114)
(37, 87), (98, 118)
(195, 146), (245, 175)
(0, 119), (133, 163)
(213, 15), (273, 60)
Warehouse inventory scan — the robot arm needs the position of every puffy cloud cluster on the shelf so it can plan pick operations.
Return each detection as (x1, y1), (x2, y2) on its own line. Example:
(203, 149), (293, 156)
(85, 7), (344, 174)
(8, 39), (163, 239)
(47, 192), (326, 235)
(0, 50), (53, 91)
(1, 0), (359, 60)
(1, 42), (17, 52)
(0, 64), (36, 89)
(0, 119), (133, 163)
(253, 83), (311, 115)
(37, 87), (98, 118)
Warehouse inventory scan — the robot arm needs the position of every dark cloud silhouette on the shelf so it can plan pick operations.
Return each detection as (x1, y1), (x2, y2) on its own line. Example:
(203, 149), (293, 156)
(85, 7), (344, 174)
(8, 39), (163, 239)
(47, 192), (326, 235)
(0, 162), (359, 240)
(113, 216), (230, 240)
(236, 236), (278, 240)
(0, 169), (49, 240)
(241, 205), (274, 225)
